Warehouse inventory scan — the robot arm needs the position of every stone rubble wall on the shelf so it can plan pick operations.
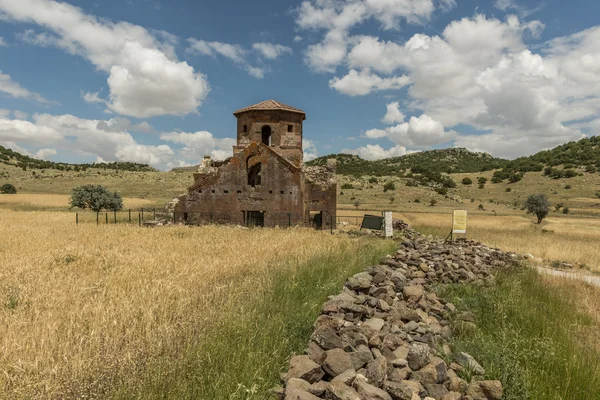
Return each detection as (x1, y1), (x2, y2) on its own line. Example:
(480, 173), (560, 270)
(278, 222), (518, 400)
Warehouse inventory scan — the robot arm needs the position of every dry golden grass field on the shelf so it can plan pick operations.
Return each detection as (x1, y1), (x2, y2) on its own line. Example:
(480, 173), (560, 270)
(0, 209), (393, 398)
(0, 194), (155, 211)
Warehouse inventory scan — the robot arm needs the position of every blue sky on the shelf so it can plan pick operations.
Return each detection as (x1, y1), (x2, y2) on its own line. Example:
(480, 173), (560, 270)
(0, 0), (599, 169)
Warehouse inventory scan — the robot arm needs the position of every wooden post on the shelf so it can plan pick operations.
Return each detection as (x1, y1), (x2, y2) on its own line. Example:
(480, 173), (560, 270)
(76, 213), (78, 225)
(114, 210), (117, 224)
(153, 208), (156, 219)
(141, 208), (144, 220)
(138, 213), (141, 227)
(96, 212), (99, 225)
(105, 213), (108, 224)
(128, 209), (131, 222)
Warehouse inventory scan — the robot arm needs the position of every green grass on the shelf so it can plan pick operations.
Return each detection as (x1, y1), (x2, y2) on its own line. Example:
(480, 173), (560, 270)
(437, 265), (600, 400)
(111, 239), (396, 399)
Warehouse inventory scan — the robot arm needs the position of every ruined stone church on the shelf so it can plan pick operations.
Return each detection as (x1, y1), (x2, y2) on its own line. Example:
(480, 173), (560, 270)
(171, 100), (337, 228)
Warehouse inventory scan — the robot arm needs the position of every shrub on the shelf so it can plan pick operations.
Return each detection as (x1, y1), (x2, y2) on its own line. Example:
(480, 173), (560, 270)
(405, 180), (418, 187)
(524, 193), (550, 224)
(353, 199), (362, 209)
(368, 177), (378, 184)
(69, 185), (123, 212)
(508, 172), (524, 183)
(389, 196), (395, 204)
(383, 182), (396, 192)
(341, 183), (354, 190)
(414, 198), (420, 203)
(477, 177), (488, 184)
(563, 207), (570, 214)
(585, 165), (597, 173)
(596, 192), (600, 199)
(0, 183), (17, 194)
(462, 177), (473, 185)
(478, 204), (485, 210)
(555, 203), (563, 211)
(435, 187), (448, 196)
(564, 169), (578, 178)
(565, 184), (572, 190)
(430, 199), (437, 206)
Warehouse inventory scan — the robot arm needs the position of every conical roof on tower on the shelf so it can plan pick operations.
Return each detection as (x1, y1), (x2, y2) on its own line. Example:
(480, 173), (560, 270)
(233, 99), (305, 117)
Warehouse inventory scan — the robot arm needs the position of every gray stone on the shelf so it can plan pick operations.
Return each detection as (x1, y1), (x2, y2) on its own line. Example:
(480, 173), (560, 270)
(285, 388), (322, 400)
(331, 369), (357, 385)
(312, 326), (344, 350)
(346, 272), (373, 291)
(285, 356), (325, 383)
(407, 343), (431, 371)
(455, 352), (485, 375)
(363, 317), (385, 331)
(382, 380), (416, 400)
(354, 379), (392, 400)
(465, 380), (503, 400)
(366, 356), (388, 385)
(287, 378), (311, 392)
(423, 383), (449, 399)
(323, 348), (355, 377)
(327, 381), (361, 400)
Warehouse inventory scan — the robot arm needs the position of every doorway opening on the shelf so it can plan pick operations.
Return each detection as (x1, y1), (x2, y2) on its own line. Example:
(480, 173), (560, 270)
(246, 211), (265, 227)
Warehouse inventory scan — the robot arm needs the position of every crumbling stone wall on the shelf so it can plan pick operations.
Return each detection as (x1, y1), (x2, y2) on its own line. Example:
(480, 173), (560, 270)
(278, 223), (512, 400)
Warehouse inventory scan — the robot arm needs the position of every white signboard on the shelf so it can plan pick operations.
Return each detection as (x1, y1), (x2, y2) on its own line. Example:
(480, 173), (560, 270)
(452, 210), (467, 234)
(384, 211), (393, 238)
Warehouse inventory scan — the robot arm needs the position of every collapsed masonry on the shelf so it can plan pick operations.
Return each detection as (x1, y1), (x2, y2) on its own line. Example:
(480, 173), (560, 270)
(171, 100), (336, 228)
(278, 222), (515, 400)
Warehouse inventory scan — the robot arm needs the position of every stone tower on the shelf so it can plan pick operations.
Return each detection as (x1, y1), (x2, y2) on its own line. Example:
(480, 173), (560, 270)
(233, 99), (305, 167)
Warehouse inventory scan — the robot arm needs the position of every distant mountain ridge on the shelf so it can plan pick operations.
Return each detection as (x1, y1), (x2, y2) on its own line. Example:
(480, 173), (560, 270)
(0, 145), (157, 172)
(306, 147), (508, 177)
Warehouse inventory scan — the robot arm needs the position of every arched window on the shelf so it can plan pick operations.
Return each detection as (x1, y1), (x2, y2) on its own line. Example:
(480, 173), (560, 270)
(261, 125), (272, 146)
(247, 155), (262, 187)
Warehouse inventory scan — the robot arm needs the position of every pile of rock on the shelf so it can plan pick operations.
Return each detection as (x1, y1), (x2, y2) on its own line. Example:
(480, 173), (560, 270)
(277, 224), (516, 400)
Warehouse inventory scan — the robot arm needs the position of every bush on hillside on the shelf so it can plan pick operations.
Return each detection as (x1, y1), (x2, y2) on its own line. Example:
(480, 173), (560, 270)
(524, 193), (550, 224)
(383, 181), (396, 192)
(435, 187), (448, 196)
(368, 177), (378, 184)
(69, 185), (123, 213)
(341, 183), (354, 190)
(462, 177), (473, 185)
(0, 183), (17, 194)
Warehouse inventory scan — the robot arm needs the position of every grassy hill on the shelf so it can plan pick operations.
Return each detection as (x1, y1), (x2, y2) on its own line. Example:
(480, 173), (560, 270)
(0, 145), (157, 172)
(307, 147), (508, 176)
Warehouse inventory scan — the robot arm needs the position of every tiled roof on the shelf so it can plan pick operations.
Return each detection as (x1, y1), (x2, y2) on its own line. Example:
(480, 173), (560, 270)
(233, 99), (305, 116)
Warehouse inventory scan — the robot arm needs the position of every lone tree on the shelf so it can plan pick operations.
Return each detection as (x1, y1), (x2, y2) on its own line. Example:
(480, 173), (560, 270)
(0, 183), (17, 194)
(524, 193), (550, 224)
(69, 185), (123, 213)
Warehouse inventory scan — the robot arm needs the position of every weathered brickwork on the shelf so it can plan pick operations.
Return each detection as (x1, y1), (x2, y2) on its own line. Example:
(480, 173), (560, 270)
(172, 100), (336, 228)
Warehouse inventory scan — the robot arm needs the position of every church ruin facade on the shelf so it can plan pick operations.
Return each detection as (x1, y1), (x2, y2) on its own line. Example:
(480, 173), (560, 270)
(171, 100), (337, 229)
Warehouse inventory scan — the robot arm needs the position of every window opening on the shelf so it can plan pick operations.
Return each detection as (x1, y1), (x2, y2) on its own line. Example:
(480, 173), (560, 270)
(261, 125), (272, 146)
(287, 125), (293, 132)
(243, 125), (247, 133)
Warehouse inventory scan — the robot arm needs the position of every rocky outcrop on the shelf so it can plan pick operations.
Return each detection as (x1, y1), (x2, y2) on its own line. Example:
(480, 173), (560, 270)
(277, 223), (517, 400)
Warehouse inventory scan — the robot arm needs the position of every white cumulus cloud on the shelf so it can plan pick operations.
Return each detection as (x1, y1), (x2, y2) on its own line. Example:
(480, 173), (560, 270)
(252, 42), (292, 59)
(0, 71), (52, 104)
(329, 69), (409, 96)
(1, 0), (210, 118)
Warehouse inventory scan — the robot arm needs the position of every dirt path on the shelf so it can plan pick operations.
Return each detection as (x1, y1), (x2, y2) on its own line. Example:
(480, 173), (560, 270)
(536, 266), (600, 288)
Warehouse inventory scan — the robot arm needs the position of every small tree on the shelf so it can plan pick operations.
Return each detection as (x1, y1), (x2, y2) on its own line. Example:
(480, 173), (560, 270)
(383, 181), (396, 192)
(389, 195), (395, 204)
(0, 183), (17, 194)
(430, 198), (437, 206)
(69, 185), (123, 212)
(462, 177), (473, 185)
(524, 193), (550, 224)
(353, 199), (362, 209)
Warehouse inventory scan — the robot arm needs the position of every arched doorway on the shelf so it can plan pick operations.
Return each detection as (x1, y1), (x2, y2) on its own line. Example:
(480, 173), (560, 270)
(261, 125), (272, 146)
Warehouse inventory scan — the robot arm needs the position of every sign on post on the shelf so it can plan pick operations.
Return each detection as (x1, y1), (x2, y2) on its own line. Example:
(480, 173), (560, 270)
(452, 210), (467, 234)
(384, 211), (393, 238)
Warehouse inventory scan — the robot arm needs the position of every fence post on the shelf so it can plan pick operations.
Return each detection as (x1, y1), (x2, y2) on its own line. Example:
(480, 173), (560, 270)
(138, 213), (141, 227)
(330, 215), (333, 235)
(105, 213), (108, 224)
(288, 212), (291, 228)
(96, 212), (99, 225)
(141, 208), (144, 220)
(76, 213), (78, 225)
(114, 210), (117, 224)
(173, 212), (176, 224)
(210, 212), (213, 224)
(128, 209), (131, 222)
(153, 208), (156, 219)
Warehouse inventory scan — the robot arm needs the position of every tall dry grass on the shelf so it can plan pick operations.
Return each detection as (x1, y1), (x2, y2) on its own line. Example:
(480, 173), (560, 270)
(0, 193), (155, 210)
(0, 210), (389, 398)
(399, 212), (600, 271)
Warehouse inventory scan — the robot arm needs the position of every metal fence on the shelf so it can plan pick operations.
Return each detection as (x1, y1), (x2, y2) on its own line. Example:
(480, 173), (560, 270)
(74, 208), (166, 226)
